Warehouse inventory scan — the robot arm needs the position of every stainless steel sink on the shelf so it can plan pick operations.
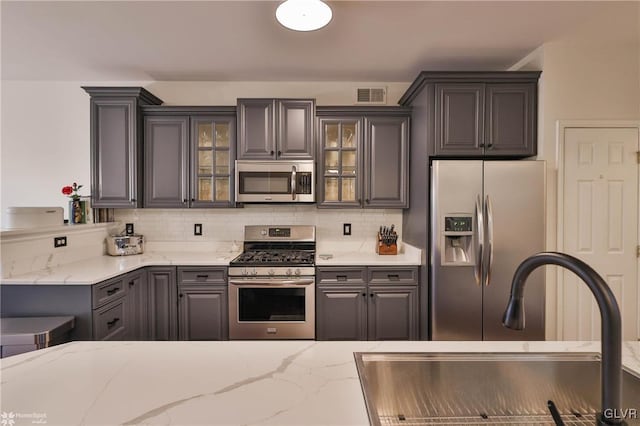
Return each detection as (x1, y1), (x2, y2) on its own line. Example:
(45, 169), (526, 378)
(354, 352), (640, 425)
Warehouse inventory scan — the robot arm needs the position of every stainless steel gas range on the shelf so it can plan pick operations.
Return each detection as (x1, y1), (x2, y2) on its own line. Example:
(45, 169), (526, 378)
(228, 225), (316, 339)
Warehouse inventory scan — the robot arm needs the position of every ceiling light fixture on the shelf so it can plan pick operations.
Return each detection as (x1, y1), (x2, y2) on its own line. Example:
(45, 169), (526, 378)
(276, 0), (332, 32)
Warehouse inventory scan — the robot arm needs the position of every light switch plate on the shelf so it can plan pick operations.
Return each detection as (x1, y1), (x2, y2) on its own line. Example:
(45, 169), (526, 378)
(125, 223), (134, 235)
(343, 223), (351, 236)
(54, 236), (67, 248)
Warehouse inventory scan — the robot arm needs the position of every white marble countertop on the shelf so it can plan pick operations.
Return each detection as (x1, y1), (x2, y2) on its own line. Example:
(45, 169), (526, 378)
(1, 340), (639, 426)
(315, 241), (421, 266)
(1, 242), (422, 285)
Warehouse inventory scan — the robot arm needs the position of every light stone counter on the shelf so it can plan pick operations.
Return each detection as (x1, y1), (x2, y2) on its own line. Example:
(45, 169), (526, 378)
(0, 245), (242, 285)
(315, 241), (422, 266)
(1, 340), (638, 426)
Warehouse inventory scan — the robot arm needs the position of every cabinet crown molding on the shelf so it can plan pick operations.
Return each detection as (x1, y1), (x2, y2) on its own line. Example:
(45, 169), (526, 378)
(82, 86), (163, 106)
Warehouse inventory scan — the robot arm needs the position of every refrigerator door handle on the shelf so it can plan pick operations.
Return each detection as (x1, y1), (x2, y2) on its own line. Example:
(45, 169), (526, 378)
(474, 195), (484, 286)
(484, 195), (494, 286)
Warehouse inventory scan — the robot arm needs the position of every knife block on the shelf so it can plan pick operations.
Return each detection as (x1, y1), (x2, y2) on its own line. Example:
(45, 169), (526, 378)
(376, 233), (398, 255)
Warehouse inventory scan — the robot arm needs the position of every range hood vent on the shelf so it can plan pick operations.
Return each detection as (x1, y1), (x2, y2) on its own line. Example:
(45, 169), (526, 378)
(356, 87), (386, 104)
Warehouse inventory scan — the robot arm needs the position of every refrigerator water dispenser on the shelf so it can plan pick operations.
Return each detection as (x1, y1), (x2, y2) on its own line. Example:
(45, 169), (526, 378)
(442, 215), (473, 265)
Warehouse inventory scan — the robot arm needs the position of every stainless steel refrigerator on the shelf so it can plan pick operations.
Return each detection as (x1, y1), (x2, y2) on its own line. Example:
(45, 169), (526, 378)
(430, 160), (545, 340)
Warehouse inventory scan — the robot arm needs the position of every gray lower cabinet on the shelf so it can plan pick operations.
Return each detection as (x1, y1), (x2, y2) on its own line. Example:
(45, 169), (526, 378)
(237, 98), (315, 160)
(83, 87), (163, 208)
(316, 266), (419, 340)
(177, 267), (228, 341)
(316, 107), (411, 208)
(143, 109), (236, 208)
(92, 274), (130, 341)
(147, 267), (178, 340)
(126, 269), (148, 340)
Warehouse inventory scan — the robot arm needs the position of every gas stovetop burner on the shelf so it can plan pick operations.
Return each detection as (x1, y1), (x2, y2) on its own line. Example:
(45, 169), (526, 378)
(230, 250), (315, 266)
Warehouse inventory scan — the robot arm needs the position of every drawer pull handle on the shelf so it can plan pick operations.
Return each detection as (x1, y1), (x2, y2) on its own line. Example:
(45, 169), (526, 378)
(106, 288), (120, 295)
(129, 281), (135, 287)
(336, 275), (347, 281)
(107, 318), (120, 328)
(196, 274), (209, 279)
(387, 274), (400, 281)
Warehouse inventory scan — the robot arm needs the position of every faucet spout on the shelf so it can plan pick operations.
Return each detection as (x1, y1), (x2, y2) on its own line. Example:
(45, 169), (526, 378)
(502, 252), (624, 426)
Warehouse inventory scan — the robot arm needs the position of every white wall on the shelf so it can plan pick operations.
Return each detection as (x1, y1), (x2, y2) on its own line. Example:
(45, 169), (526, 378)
(511, 3), (640, 339)
(0, 80), (408, 220)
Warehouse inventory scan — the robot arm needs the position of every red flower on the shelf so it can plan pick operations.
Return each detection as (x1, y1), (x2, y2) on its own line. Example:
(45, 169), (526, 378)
(62, 186), (73, 195)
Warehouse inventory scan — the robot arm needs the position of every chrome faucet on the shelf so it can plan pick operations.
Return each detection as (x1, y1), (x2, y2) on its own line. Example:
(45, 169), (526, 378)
(502, 252), (625, 426)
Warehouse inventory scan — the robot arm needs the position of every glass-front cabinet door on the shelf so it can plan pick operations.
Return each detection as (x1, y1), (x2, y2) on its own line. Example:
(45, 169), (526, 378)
(191, 116), (236, 207)
(318, 118), (362, 207)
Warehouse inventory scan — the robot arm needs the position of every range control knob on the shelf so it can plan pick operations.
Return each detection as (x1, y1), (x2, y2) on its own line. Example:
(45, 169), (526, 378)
(294, 268), (301, 276)
(241, 269), (248, 276)
(286, 269), (292, 276)
(261, 229), (267, 236)
(251, 269), (258, 276)
(268, 269), (275, 276)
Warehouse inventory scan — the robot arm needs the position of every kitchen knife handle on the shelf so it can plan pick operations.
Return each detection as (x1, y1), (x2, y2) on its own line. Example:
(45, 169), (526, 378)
(474, 195), (484, 287)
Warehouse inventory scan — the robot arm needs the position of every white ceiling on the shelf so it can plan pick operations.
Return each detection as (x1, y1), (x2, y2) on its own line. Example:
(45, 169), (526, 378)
(1, 1), (637, 82)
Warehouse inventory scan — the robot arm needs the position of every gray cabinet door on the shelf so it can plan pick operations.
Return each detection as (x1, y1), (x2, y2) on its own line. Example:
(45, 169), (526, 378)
(190, 116), (236, 207)
(367, 286), (418, 340)
(434, 83), (485, 156)
(237, 99), (276, 159)
(178, 286), (228, 340)
(364, 116), (409, 208)
(484, 83), (536, 157)
(90, 98), (140, 208)
(93, 296), (129, 341)
(316, 286), (367, 340)
(126, 269), (148, 340)
(147, 267), (178, 341)
(277, 99), (315, 159)
(144, 116), (189, 208)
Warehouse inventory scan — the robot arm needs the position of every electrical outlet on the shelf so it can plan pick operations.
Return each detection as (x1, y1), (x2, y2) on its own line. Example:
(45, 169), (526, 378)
(343, 223), (351, 236)
(54, 236), (67, 248)
(194, 223), (203, 236)
(125, 223), (134, 235)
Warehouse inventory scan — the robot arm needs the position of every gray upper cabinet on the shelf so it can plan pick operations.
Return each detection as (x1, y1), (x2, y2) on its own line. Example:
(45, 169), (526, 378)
(434, 83), (484, 156)
(142, 107), (237, 208)
(144, 116), (190, 208)
(364, 116), (409, 208)
(83, 87), (163, 208)
(484, 83), (536, 157)
(317, 107), (411, 208)
(237, 98), (315, 160)
(399, 72), (540, 158)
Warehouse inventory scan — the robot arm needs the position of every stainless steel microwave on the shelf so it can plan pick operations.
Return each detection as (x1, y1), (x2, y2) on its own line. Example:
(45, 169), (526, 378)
(235, 160), (315, 203)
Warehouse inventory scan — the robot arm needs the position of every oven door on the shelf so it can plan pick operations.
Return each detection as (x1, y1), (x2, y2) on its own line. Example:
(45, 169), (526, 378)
(228, 278), (315, 339)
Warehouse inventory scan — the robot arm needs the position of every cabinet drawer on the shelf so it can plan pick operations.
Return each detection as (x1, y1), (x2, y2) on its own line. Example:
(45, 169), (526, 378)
(368, 267), (418, 285)
(178, 267), (226, 285)
(317, 267), (366, 285)
(93, 297), (128, 340)
(92, 276), (127, 308)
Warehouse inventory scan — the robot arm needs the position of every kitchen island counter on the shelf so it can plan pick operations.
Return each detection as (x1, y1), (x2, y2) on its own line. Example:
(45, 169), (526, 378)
(2, 340), (639, 425)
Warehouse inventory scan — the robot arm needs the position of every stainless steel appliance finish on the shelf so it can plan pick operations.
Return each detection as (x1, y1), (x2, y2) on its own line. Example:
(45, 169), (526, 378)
(106, 234), (144, 256)
(354, 352), (640, 426)
(235, 160), (314, 203)
(430, 160), (545, 340)
(228, 225), (316, 339)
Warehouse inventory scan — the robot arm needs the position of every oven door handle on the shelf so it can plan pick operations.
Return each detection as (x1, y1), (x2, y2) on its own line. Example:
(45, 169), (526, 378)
(228, 278), (314, 286)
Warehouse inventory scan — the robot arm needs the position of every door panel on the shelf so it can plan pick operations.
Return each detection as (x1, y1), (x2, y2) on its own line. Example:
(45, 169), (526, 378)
(278, 100), (314, 159)
(237, 99), (275, 159)
(316, 286), (367, 340)
(430, 160), (483, 340)
(562, 128), (639, 341)
(368, 287), (418, 340)
(482, 161), (545, 340)
(434, 84), (484, 156)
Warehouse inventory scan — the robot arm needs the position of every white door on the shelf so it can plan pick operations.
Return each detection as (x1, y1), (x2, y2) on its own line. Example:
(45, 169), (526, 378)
(562, 127), (639, 341)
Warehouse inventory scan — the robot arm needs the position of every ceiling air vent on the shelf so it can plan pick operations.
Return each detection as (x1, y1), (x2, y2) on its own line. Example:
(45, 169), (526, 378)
(356, 87), (387, 105)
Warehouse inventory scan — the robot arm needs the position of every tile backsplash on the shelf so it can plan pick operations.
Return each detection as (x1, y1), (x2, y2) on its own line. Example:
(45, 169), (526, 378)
(114, 205), (403, 251)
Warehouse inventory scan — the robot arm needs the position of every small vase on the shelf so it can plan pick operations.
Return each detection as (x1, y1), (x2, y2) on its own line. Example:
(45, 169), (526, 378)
(69, 199), (86, 224)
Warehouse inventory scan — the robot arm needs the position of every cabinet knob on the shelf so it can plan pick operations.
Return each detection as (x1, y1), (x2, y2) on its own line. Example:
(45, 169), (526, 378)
(365, 199), (370, 204)
(270, 150), (275, 156)
(370, 293), (374, 298)
(129, 281), (135, 287)
(179, 293), (184, 298)
(278, 150), (282, 156)
(191, 198), (195, 202)
(479, 143), (485, 148)
(183, 199), (188, 203)
(362, 293), (366, 297)
(131, 198), (137, 202)
(487, 143), (494, 149)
